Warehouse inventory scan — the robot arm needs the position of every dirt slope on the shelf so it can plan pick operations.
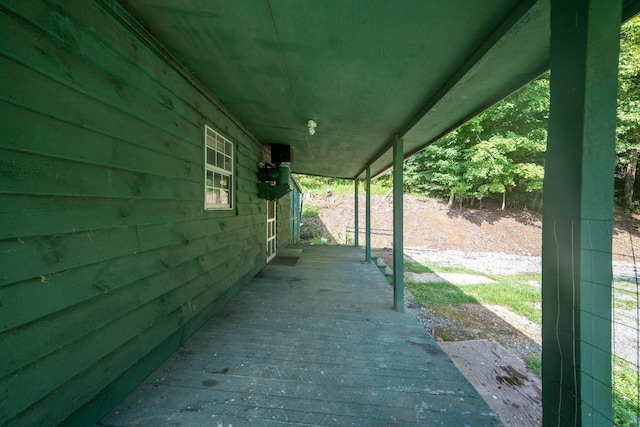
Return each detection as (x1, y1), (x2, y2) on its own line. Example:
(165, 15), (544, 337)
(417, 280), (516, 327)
(303, 192), (638, 260)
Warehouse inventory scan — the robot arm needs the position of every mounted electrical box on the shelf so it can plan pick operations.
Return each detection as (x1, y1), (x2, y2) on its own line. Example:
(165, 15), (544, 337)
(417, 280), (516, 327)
(271, 143), (292, 164)
(258, 143), (292, 200)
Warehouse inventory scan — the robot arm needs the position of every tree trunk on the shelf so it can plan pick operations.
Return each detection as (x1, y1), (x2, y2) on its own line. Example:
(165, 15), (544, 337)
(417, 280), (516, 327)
(501, 191), (506, 210)
(447, 189), (454, 207)
(623, 149), (638, 207)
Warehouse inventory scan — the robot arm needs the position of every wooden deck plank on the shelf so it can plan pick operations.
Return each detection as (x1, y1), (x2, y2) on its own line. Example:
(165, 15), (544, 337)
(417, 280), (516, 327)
(438, 339), (542, 427)
(98, 245), (502, 426)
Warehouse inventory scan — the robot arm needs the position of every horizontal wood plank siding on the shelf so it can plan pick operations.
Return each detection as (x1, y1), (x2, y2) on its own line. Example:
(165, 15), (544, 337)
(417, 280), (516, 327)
(0, 1), (276, 425)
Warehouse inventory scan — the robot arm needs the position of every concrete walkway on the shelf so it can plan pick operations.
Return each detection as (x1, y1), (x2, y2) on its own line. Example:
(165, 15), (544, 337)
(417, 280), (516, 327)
(98, 245), (501, 426)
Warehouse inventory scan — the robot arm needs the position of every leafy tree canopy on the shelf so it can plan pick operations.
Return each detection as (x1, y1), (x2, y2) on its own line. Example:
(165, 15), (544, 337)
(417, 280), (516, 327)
(403, 17), (640, 211)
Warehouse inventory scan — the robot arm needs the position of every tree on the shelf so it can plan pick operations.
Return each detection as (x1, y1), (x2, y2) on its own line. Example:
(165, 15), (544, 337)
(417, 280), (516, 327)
(404, 75), (548, 209)
(617, 16), (640, 208)
(403, 19), (638, 211)
(405, 131), (471, 206)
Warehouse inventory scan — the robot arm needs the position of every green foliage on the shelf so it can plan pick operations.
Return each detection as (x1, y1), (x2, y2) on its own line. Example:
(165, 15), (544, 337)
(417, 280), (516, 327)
(295, 175), (352, 190)
(294, 174), (392, 195)
(299, 204), (325, 241)
(403, 76), (549, 208)
(526, 354), (542, 377)
(617, 17), (640, 209)
(613, 357), (639, 427)
(301, 204), (320, 218)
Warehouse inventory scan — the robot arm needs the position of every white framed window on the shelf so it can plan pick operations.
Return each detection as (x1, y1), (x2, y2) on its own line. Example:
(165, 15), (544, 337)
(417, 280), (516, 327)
(204, 125), (234, 210)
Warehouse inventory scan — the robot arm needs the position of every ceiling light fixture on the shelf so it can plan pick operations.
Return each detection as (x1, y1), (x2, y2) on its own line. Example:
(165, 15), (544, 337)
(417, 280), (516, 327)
(307, 119), (317, 136)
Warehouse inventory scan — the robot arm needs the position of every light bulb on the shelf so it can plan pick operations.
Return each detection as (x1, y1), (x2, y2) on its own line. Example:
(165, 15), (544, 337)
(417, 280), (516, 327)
(307, 119), (317, 135)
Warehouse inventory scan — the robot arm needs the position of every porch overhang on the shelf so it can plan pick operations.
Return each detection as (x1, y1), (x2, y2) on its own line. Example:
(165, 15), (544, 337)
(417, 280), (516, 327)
(110, 0), (639, 180)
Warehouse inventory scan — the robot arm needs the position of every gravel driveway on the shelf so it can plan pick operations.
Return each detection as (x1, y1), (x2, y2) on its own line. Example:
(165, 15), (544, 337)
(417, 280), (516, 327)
(404, 247), (639, 365)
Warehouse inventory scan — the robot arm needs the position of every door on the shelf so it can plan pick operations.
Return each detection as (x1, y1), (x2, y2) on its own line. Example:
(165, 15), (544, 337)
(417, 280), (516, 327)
(266, 200), (276, 262)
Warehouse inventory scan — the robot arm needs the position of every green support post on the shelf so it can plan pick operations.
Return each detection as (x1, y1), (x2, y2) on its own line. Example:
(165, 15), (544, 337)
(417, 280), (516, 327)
(392, 137), (404, 312)
(542, 0), (621, 425)
(354, 178), (359, 247)
(365, 167), (371, 263)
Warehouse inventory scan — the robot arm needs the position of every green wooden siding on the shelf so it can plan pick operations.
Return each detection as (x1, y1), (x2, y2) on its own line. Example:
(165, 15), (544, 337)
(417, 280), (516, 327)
(277, 193), (291, 251)
(0, 1), (282, 425)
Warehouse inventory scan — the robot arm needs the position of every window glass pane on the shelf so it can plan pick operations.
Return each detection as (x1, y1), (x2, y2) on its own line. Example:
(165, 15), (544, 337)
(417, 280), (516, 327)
(205, 187), (214, 204)
(204, 126), (234, 209)
(219, 190), (229, 205)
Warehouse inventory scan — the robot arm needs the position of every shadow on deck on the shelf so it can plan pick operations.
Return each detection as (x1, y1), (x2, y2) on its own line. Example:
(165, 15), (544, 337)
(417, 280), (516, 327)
(98, 245), (501, 426)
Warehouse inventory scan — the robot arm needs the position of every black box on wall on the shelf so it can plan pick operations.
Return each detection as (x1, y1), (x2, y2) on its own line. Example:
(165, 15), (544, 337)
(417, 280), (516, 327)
(271, 143), (292, 164)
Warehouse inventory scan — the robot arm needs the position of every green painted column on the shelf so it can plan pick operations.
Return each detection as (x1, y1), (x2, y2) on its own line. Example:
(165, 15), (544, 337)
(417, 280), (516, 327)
(542, 0), (621, 425)
(393, 137), (404, 312)
(354, 179), (359, 247)
(365, 167), (372, 263)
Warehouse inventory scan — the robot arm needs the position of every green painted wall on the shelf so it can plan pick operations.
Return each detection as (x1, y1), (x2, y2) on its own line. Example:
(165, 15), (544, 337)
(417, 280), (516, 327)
(277, 193), (291, 249)
(0, 1), (286, 425)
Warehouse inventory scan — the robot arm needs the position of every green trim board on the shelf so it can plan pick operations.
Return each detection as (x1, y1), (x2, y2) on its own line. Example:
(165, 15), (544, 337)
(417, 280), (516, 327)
(541, 0), (621, 424)
(354, 178), (359, 247)
(365, 166), (372, 263)
(392, 137), (404, 312)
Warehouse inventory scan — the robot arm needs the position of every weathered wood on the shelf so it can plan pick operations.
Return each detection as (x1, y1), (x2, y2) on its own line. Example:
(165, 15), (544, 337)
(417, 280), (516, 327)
(0, 225), (264, 331)
(0, 148), (201, 200)
(0, 1), (270, 425)
(1, 232), (264, 378)
(100, 246), (502, 427)
(439, 339), (542, 426)
(61, 266), (260, 427)
(1, 106), (202, 183)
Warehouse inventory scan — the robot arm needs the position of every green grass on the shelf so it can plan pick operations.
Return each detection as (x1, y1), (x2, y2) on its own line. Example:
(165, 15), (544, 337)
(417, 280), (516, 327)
(614, 280), (639, 311)
(526, 354), (542, 376)
(614, 357), (640, 427)
(407, 280), (478, 305)
(405, 260), (435, 273)
(301, 204), (320, 218)
(464, 275), (541, 323)
(405, 260), (479, 275)
(406, 266), (541, 323)
(406, 258), (639, 426)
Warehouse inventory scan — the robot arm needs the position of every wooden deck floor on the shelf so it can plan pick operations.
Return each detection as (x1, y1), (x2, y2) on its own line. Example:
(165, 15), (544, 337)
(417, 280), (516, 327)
(98, 245), (501, 426)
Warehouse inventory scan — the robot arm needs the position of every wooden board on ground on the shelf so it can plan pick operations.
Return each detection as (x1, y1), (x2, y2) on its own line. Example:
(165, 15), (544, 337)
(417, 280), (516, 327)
(438, 339), (542, 427)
